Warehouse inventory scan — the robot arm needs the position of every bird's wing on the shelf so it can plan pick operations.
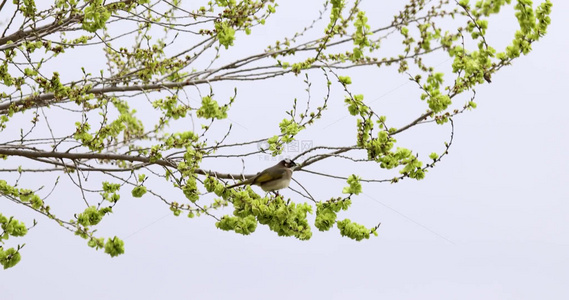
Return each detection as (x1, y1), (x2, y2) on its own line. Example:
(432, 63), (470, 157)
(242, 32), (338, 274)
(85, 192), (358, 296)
(252, 169), (285, 185)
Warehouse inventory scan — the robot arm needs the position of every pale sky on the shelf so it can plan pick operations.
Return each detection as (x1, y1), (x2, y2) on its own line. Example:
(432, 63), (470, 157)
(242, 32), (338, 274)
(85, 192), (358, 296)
(2, 1), (568, 299)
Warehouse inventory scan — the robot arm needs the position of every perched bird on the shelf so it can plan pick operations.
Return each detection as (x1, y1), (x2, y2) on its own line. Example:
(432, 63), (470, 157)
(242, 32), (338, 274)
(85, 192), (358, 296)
(226, 159), (297, 192)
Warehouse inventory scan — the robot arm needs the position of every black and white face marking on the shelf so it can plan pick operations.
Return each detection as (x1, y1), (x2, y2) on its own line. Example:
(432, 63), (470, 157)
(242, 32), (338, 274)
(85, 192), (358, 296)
(281, 158), (296, 168)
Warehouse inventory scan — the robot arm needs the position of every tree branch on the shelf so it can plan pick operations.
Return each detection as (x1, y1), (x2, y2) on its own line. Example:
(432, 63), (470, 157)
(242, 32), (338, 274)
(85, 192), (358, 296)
(0, 147), (257, 180)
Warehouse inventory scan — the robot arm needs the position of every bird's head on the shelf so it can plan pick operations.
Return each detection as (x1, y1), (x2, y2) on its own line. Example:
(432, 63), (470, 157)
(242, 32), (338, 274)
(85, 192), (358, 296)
(280, 158), (297, 169)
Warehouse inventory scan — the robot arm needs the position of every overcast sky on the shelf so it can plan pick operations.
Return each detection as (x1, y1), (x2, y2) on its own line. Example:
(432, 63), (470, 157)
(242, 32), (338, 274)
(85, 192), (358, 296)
(2, 1), (568, 299)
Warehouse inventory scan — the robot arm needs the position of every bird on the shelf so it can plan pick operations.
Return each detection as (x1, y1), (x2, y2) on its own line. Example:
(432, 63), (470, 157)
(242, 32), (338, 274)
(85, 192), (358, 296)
(226, 159), (297, 192)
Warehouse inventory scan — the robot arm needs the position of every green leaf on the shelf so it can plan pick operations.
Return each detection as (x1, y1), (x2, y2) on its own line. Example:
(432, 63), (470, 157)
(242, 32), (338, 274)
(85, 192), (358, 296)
(196, 96), (228, 119)
(336, 219), (372, 241)
(82, 0), (111, 32)
(214, 21), (236, 49)
(0, 247), (22, 269)
(338, 76), (352, 85)
(131, 186), (147, 198)
(104, 236), (125, 257)
(342, 175), (362, 195)
(76, 206), (111, 226)
(216, 215), (257, 235)
(429, 152), (439, 160)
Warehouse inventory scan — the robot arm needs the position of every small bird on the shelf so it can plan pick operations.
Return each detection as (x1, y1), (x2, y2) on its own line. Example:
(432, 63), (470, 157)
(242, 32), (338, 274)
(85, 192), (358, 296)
(226, 159), (297, 192)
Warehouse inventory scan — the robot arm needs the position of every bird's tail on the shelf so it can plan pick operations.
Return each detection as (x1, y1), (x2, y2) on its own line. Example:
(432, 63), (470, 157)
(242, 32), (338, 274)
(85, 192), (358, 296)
(226, 178), (252, 189)
(226, 182), (245, 189)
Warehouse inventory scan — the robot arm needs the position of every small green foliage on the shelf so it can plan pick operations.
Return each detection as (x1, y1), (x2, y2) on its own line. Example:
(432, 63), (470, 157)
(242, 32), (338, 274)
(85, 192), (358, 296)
(399, 155), (425, 180)
(328, 0), (346, 28)
(224, 191), (313, 240)
(215, 21), (236, 49)
(30, 195), (43, 209)
(216, 215), (257, 235)
(102, 182), (121, 193)
(149, 145), (163, 163)
(138, 174), (147, 182)
(216, 0), (236, 6)
(342, 175), (362, 195)
(279, 118), (303, 143)
(267, 4), (276, 14)
(345, 94), (367, 116)
(429, 152), (439, 160)
(101, 182), (121, 203)
(458, 0), (469, 8)
(421, 73), (452, 113)
(0, 213), (29, 269)
(165, 131), (199, 149)
(266, 135), (284, 156)
(17, 189), (32, 202)
(152, 95), (188, 119)
(18, 0), (37, 18)
(0, 214), (28, 240)
(366, 131), (393, 160)
(427, 93), (452, 114)
(74, 228), (89, 239)
(0, 180), (45, 210)
(256, 199), (313, 240)
(82, 0), (111, 32)
(315, 204), (337, 231)
(314, 198), (352, 232)
(87, 237), (105, 250)
(104, 237), (125, 257)
(182, 147), (204, 170)
(0, 247), (22, 269)
(290, 59), (315, 75)
(336, 219), (372, 241)
(76, 206), (112, 227)
(352, 11), (371, 60)
(182, 179), (199, 203)
(131, 186), (147, 198)
(74, 121), (94, 148)
(170, 206), (182, 216)
(204, 176), (228, 198)
(338, 76), (352, 85)
(196, 96), (228, 119)
(72, 100), (144, 152)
